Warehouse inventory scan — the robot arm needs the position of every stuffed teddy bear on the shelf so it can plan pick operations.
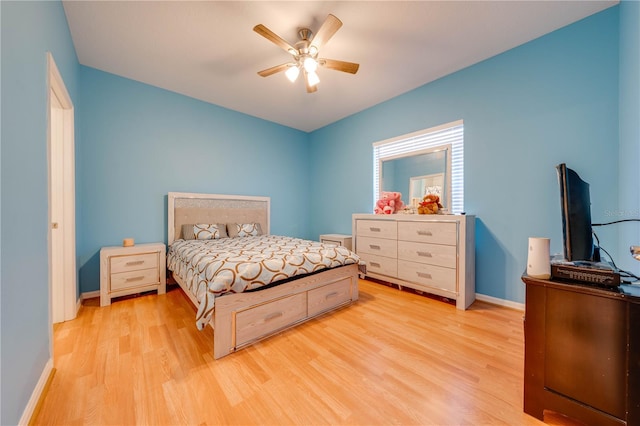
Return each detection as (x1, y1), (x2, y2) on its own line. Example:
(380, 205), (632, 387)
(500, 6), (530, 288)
(374, 191), (404, 215)
(417, 194), (443, 214)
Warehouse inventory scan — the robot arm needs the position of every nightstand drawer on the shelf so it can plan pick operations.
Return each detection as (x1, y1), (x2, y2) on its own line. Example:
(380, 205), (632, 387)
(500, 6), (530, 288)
(111, 252), (158, 274)
(110, 268), (159, 291)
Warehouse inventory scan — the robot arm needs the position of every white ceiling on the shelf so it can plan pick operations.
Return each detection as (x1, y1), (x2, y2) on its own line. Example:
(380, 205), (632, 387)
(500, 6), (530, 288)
(62, 1), (617, 132)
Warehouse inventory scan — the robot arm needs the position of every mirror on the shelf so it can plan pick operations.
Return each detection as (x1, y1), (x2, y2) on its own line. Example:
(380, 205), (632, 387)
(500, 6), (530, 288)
(379, 144), (452, 212)
(409, 173), (444, 208)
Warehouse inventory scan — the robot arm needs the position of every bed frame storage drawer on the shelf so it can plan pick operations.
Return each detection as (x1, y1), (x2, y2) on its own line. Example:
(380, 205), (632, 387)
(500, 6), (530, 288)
(308, 278), (353, 317)
(235, 293), (307, 347)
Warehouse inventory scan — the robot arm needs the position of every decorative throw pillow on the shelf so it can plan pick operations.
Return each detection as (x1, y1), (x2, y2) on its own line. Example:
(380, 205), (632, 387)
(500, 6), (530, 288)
(227, 223), (263, 238)
(193, 224), (227, 240)
(181, 224), (196, 240)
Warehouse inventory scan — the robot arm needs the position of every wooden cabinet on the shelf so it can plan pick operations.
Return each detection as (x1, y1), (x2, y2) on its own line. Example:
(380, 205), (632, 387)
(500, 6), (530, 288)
(353, 214), (475, 309)
(100, 243), (166, 306)
(319, 234), (353, 250)
(521, 275), (640, 426)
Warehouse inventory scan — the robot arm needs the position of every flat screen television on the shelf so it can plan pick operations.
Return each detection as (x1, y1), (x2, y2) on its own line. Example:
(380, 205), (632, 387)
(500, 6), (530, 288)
(556, 163), (597, 262)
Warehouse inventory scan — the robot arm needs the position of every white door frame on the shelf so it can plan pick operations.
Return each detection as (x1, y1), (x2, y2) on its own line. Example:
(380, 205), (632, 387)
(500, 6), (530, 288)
(47, 52), (77, 334)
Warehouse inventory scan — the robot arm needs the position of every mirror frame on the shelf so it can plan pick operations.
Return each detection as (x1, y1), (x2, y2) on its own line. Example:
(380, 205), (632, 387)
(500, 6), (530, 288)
(378, 144), (452, 212)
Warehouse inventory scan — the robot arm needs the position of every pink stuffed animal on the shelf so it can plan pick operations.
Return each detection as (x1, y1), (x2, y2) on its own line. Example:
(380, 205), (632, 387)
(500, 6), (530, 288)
(374, 191), (404, 214)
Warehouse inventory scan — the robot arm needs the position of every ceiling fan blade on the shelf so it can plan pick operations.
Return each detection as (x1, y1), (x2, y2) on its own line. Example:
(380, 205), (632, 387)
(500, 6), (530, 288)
(319, 58), (360, 74)
(253, 24), (296, 53)
(305, 73), (318, 93)
(309, 14), (342, 50)
(257, 63), (291, 77)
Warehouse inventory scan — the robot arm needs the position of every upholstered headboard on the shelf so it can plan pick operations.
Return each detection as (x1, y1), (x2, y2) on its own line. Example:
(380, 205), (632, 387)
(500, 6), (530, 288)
(168, 192), (270, 244)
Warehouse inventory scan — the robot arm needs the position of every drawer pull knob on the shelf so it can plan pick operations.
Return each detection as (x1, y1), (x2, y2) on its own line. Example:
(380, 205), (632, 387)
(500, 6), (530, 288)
(125, 276), (145, 282)
(264, 312), (283, 322)
(369, 227), (381, 232)
(417, 272), (432, 279)
(417, 251), (432, 257)
(126, 260), (145, 266)
(369, 244), (381, 250)
(417, 230), (433, 236)
(325, 291), (338, 300)
(370, 262), (381, 268)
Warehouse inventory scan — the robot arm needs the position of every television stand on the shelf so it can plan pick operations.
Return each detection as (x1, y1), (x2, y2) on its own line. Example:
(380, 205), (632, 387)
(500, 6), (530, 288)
(521, 275), (640, 425)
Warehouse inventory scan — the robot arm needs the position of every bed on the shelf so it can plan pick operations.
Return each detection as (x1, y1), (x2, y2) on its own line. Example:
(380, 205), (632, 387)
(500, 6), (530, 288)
(167, 192), (361, 359)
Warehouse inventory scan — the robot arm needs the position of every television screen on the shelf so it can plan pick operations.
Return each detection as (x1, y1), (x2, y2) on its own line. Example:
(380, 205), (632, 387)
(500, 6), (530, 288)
(556, 163), (596, 262)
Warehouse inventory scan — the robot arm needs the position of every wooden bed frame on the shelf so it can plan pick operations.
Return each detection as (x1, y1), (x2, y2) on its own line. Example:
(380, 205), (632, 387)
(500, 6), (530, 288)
(167, 192), (359, 359)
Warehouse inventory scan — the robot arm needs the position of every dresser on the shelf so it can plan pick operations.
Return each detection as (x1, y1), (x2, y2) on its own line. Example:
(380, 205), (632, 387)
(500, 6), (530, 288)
(352, 214), (475, 309)
(100, 242), (167, 307)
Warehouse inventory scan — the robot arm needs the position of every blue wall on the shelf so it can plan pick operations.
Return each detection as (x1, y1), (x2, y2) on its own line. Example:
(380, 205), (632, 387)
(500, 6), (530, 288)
(0, 1), (79, 424)
(618, 0), (640, 276)
(77, 67), (310, 293)
(309, 8), (622, 303)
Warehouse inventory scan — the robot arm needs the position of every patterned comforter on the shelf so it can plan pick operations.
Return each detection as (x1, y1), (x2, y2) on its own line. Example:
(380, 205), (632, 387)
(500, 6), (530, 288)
(167, 235), (361, 329)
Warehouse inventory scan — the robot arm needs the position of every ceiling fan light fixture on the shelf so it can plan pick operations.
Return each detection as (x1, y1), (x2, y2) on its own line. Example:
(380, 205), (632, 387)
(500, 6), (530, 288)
(254, 14), (358, 93)
(285, 65), (300, 82)
(303, 57), (318, 73)
(307, 71), (320, 87)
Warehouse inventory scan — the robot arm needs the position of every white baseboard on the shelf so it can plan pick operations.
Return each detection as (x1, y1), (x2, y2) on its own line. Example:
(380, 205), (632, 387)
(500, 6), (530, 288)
(81, 290), (100, 301)
(19, 358), (53, 426)
(476, 293), (525, 311)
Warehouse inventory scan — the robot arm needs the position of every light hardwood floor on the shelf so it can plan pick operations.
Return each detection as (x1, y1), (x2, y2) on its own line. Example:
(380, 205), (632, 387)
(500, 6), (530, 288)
(33, 280), (576, 425)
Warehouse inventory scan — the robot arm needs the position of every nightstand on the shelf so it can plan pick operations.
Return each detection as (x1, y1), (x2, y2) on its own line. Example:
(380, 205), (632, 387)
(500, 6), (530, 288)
(100, 242), (166, 307)
(319, 234), (353, 251)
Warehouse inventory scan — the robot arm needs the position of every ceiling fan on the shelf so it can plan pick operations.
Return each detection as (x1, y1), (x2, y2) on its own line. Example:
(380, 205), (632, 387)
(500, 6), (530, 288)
(253, 14), (360, 93)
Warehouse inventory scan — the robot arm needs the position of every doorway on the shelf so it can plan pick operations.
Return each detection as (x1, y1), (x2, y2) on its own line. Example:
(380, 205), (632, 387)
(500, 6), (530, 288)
(47, 53), (77, 334)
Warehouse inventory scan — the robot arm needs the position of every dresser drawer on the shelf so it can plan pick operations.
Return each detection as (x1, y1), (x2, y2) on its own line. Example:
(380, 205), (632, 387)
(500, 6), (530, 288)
(308, 278), (352, 317)
(356, 220), (397, 239)
(398, 260), (456, 292)
(398, 221), (457, 245)
(358, 252), (397, 277)
(110, 268), (159, 291)
(110, 252), (158, 274)
(398, 241), (457, 268)
(357, 236), (397, 258)
(235, 293), (307, 346)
